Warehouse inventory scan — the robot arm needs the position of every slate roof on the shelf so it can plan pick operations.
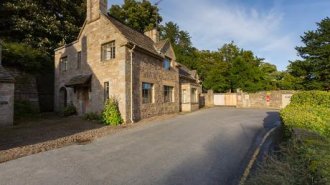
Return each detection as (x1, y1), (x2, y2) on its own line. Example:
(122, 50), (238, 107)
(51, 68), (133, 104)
(154, 39), (168, 51)
(179, 64), (198, 82)
(65, 74), (92, 87)
(0, 66), (14, 83)
(104, 14), (161, 57)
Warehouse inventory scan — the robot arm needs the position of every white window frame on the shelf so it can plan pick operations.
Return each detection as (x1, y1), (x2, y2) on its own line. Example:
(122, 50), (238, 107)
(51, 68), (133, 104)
(101, 41), (116, 61)
(142, 82), (154, 104)
(164, 86), (174, 103)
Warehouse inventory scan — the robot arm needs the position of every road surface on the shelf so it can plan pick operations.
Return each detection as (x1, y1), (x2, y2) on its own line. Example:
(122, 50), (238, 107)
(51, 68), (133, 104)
(0, 107), (280, 185)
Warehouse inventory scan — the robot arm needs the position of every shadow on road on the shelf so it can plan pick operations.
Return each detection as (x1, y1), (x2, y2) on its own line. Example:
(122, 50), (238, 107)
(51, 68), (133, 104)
(159, 110), (280, 185)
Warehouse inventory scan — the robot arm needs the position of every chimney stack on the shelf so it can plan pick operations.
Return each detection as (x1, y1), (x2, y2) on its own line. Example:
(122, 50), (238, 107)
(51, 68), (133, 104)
(144, 29), (160, 43)
(87, 0), (108, 22)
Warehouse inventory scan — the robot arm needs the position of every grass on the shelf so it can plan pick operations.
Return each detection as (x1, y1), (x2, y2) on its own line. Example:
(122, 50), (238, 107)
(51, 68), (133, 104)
(245, 131), (330, 185)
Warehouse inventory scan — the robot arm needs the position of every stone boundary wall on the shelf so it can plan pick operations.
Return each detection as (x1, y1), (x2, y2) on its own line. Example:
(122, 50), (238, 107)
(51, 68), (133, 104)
(202, 90), (296, 109)
(0, 83), (14, 126)
(7, 68), (40, 112)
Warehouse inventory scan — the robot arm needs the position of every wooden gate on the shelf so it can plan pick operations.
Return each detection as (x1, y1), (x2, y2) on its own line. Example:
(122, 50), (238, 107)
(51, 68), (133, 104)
(214, 93), (237, 106)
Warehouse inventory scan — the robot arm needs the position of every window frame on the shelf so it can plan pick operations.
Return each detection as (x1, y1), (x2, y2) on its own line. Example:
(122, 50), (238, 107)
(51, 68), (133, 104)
(101, 41), (116, 61)
(191, 88), (198, 103)
(181, 89), (187, 103)
(77, 51), (81, 69)
(60, 56), (68, 72)
(142, 82), (154, 104)
(163, 57), (171, 70)
(104, 81), (109, 101)
(164, 85), (174, 103)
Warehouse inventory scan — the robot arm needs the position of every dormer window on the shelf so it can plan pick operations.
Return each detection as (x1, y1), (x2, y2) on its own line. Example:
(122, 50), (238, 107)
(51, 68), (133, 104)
(163, 58), (171, 70)
(101, 41), (116, 61)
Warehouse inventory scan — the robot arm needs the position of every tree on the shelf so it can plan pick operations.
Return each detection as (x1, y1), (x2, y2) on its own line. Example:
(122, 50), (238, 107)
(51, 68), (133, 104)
(2, 42), (51, 73)
(291, 17), (330, 90)
(160, 21), (197, 70)
(109, 0), (162, 32)
(0, 0), (86, 54)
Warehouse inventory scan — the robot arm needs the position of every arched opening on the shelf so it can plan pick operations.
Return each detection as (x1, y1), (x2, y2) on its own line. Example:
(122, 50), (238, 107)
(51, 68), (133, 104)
(59, 87), (67, 111)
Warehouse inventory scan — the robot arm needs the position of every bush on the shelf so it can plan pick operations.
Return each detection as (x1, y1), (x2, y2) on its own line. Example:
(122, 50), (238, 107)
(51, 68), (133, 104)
(83, 112), (101, 121)
(281, 104), (330, 137)
(63, 104), (77, 117)
(14, 100), (38, 118)
(102, 97), (123, 126)
(290, 91), (330, 108)
(280, 91), (330, 137)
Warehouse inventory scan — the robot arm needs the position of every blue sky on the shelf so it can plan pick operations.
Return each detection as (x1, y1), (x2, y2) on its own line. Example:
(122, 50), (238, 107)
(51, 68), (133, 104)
(108, 0), (330, 70)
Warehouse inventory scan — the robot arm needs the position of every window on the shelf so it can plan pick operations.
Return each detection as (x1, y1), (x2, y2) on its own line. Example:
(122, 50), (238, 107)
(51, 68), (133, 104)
(164, 86), (174, 103)
(163, 58), (171, 70)
(181, 89), (187, 103)
(191, 88), (198, 103)
(104, 82), (109, 101)
(142, 82), (153, 104)
(77, 51), (81, 69)
(101, 41), (116, 61)
(60, 57), (68, 72)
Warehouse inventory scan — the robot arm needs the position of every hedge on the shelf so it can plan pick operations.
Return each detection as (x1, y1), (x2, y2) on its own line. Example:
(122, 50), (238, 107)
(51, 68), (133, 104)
(280, 91), (330, 137)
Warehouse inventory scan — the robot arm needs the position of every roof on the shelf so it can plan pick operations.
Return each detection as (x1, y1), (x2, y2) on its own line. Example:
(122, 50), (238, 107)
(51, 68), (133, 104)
(179, 64), (198, 82)
(104, 14), (161, 57)
(0, 66), (14, 83)
(155, 39), (168, 51)
(65, 74), (92, 87)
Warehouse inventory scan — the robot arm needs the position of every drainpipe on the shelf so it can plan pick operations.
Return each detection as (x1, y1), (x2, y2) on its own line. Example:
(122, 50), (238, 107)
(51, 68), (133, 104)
(129, 44), (136, 123)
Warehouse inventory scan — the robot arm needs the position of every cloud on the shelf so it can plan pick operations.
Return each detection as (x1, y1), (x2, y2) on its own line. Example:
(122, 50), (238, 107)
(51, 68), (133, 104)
(161, 0), (297, 70)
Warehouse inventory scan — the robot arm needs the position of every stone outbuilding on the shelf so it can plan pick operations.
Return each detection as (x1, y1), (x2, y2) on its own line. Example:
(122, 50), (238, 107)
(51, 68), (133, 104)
(0, 48), (15, 126)
(54, 0), (201, 123)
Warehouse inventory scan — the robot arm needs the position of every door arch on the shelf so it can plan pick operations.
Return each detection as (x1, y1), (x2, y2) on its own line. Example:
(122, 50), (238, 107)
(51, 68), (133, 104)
(59, 87), (67, 111)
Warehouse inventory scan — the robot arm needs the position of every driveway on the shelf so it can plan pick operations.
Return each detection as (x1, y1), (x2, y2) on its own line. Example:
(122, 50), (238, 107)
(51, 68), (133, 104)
(0, 107), (280, 185)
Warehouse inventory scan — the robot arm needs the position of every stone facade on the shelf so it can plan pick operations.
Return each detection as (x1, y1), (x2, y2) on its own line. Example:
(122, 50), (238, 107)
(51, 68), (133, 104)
(54, 0), (200, 122)
(0, 66), (15, 126)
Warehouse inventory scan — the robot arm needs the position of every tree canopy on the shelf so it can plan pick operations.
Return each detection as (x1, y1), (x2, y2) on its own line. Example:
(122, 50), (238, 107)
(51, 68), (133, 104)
(289, 17), (330, 90)
(109, 0), (162, 32)
(0, 0), (86, 72)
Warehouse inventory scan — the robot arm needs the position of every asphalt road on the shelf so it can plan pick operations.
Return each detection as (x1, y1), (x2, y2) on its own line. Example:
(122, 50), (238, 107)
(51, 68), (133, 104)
(0, 107), (280, 185)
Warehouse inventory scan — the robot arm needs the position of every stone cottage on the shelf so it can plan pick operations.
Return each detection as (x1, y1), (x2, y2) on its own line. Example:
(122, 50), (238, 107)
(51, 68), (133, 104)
(54, 0), (201, 122)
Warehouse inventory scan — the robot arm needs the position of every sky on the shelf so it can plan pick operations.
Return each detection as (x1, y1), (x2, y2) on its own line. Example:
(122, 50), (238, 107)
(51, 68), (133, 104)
(108, 0), (330, 71)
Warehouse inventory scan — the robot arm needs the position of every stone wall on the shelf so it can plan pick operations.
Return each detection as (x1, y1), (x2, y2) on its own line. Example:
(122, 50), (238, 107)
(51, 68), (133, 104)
(132, 49), (180, 120)
(237, 91), (296, 109)
(0, 83), (14, 126)
(202, 90), (214, 107)
(6, 68), (40, 112)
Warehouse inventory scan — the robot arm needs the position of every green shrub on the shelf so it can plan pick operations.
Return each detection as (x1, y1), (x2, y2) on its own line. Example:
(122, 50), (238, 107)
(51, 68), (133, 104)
(14, 100), (38, 118)
(83, 112), (101, 121)
(290, 91), (330, 108)
(63, 103), (77, 117)
(281, 91), (330, 137)
(281, 104), (330, 137)
(102, 97), (123, 126)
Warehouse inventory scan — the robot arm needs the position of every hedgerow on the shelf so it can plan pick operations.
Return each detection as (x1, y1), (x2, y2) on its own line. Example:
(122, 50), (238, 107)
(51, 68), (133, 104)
(280, 91), (330, 137)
